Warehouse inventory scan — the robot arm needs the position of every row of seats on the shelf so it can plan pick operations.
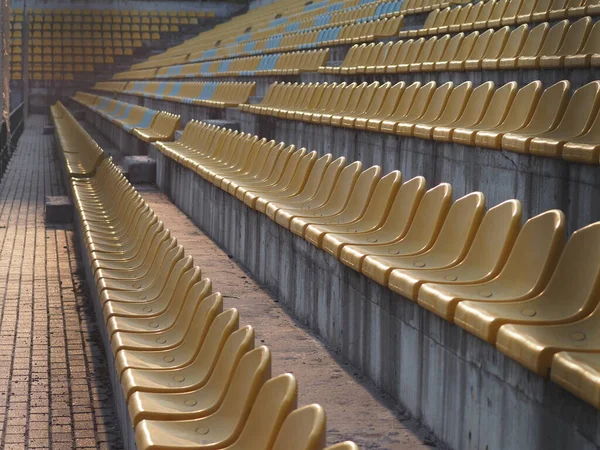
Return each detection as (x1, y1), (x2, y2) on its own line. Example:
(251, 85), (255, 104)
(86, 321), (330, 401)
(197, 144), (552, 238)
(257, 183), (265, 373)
(51, 100), (359, 450)
(11, 24), (173, 33)
(152, 119), (600, 409)
(50, 102), (104, 177)
(126, 14), (402, 74)
(94, 81), (256, 108)
(149, 49), (330, 79)
(243, 79), (600, 164)
(154, 0), (397, 60)
(216, 0), (406, 48)
(10, 8), (209, 17)
(321, 17), (600, 74)
(407, 0), (600, 38)
(71, 93), (180, 142)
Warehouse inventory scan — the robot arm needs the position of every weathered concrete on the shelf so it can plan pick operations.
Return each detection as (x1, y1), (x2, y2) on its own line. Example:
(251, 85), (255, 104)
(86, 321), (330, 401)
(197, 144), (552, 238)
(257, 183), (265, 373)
(123, 155), (156, 184)
(234, 112), (600, 235)
(150, 145), (600, 450)
(45, 195), (73, 223)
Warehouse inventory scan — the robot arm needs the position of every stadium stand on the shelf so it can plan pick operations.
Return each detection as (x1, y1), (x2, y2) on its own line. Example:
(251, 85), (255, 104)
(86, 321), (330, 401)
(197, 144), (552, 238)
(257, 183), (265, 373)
(19, 0), (600, 447)
(50, 100), (359, 450)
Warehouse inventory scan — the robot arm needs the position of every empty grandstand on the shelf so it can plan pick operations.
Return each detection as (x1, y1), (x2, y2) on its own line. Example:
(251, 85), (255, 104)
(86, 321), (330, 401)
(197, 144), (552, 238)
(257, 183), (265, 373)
(1, 0), (600, 448)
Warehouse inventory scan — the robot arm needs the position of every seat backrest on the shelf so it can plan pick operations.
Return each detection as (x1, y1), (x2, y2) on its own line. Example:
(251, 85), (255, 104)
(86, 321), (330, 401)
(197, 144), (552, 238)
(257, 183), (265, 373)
(402, 81), (437, 121)
(499, 80), (543, 129)
(518, 80), (571, 133)
(212, 346), (274, 444)
(476, 81), (518, 128)
(498, 23), (528, 58)
(538, 20), (569, 56)
(457, 199), (522, 276)
(225, 373), (298, 450)
(474, 0), (497, 24)
(418, 81), (454, 123)
(434, 80), (473, 124)
(554, 16), (592, 56)
(439, 32), (464, 61)
(487, 0), (510, 23)
(492, 209), (566, 293)
(422, 8), (441, 29)
(580, 19), (600, 55)
(502, 0), (524, 19)
(540, 222), (600, 316)
(454, 81), (495, 126)
(390, 39), (413, 64)
(480, 26), (510, 59)
(556, 81), (600, 136)
(427, 192), (486, 259)
(464, 29), (494, 61)
(272, 404), (326, 450)
(379, 176), (427, 239)
(451, 31), (480, 62)
(396, 183), (453, 250)
(516, 22), (548, 57)
(388, 81), (422, 119)
(442, 6), (462, 27)
(424, 35), (450, 63)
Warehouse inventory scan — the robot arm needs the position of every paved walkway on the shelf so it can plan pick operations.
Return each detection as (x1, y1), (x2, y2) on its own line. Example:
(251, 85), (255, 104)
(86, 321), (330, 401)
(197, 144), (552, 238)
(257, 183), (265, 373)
(0, 116), (122, 450)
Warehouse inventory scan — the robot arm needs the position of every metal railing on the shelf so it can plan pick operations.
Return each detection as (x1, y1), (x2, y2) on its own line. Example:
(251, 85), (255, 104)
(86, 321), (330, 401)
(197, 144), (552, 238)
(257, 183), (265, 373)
(0, 103), (25, 180)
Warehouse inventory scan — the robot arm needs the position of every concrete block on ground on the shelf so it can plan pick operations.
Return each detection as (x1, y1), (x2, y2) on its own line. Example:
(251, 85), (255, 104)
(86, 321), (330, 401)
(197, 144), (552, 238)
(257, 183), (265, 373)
(45, 196), (73, 223)
(123, 156), (156, 184)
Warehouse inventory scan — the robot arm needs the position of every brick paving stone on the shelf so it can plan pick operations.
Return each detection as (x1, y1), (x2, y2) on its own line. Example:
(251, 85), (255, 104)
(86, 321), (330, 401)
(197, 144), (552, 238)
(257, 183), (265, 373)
(0, 116), (123, 450)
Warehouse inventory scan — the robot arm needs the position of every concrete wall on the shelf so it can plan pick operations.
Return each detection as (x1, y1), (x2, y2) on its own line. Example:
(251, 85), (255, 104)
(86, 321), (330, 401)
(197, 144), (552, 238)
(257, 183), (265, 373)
(149, 145), (600, 450)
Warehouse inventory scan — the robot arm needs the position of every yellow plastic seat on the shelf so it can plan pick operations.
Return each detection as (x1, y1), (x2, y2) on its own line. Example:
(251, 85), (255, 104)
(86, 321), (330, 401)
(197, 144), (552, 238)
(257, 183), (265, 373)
(529, 81), (600, 158)
(395, 82), (453, 136)
(518, 20), (569, 69)
(539, 16), (592, 68)
(134, 372), (296, 450)
(303, 170), (402, 247)
(264, 157), (344, 222)
(340, 183), (452, 272)
(464, 26), (510, 70)
(418, 210), (565, 321)
(482, 23), (528, 69)
(451, 82), (518, 146)
(253, 152), (323, 214)
(127, 327), (256, 425)
(388, 199), (522, 301)
(454, 222), (600, 345)
(363, 82), (407, 131)
(379, 82), (423, 133)
(361, 192), (485, 286)
(502, 80), (571, 154)
(551, 352), (600, 409)
(498, 22), (548, 69)
(413, 81), (472, 139)
(432, 81), (495, 142)
(499, 0), (525, 26)
(475, 81), (543, 149)
(289, 165), (381, 238)
(109, 285), (218, 355)
(275, 161), (361, 229)
(120, 311), (242, 402)
(351, 82), (392, 129)
(422, 32), (464, 72)
(562, 107), (600, 164)
(564, 19), (600, 68)
(271, 404), (326, 450)
(115, 308), (238, 378)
